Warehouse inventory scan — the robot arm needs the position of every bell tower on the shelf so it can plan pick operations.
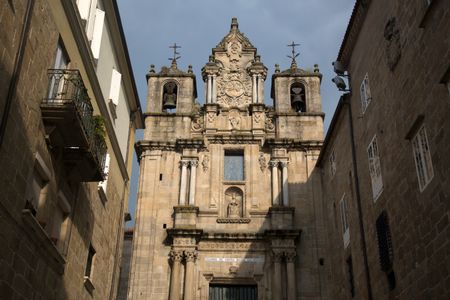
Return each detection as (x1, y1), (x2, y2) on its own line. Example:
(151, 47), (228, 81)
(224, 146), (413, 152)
(146, 44), (197, 114)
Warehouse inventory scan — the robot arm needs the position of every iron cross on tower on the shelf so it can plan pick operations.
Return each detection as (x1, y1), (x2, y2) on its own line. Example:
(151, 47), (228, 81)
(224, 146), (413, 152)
(287, 41), (300, 67)
(169, 43), (181, 65)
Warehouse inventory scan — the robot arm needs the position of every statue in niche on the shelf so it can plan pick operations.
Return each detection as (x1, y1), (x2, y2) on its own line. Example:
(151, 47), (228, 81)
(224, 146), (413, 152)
(226, 188), (243, 218)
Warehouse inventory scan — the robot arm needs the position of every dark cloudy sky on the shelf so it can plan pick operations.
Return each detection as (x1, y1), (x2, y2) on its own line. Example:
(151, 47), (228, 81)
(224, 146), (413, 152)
(116, 0), (356, 225)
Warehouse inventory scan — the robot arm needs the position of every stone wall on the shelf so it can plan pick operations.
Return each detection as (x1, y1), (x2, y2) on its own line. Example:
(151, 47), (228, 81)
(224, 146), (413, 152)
(319, 0), (450, 299)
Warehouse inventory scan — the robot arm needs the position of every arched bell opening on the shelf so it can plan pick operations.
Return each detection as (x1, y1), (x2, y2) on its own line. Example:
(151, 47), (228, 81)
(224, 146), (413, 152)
(290, 82), (306, 112)
(162, 81), (178, 112)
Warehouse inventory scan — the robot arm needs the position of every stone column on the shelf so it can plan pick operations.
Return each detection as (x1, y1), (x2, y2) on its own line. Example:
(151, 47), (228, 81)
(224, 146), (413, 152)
(188, 160), (198, 205)
(207, 75), (212, 103)
(257, 74), (262, 103)
(252, 74), (257, 103)
(281, 161), (289, 206)
(169, 250), (183, 300)
(212, 75), (217, 103)
(270, 161), (279, 205)
(184, 250), (197, 300)
(179, 160), (189, 205)
(272, 250), (283, 299)
(285, 250), (297, 300)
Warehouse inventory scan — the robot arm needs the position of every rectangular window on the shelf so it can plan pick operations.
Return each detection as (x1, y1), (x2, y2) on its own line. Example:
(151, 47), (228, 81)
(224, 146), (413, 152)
(360, 73), (372, 113)
(412, 125), (434, 191)
(48, 40), (69, 100)
(50, 191), (71, 255)
(25, 153), (51, 226)
(85, 244), (96, 278)
(340, 194), (350, 248)
(224, 150), (244, 181)
(329, 149), (336, 177)
(346, 256), (355, 298)
(367, 135), (383, 201)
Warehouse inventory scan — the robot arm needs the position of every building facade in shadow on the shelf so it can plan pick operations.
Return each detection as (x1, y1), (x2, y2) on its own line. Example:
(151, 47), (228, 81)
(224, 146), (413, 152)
(0, 0), (143, 299)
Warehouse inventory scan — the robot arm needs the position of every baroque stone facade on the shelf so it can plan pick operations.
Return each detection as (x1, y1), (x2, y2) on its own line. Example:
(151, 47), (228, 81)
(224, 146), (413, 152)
(128, 18), (326, 299)
(317, 1), (450, 300)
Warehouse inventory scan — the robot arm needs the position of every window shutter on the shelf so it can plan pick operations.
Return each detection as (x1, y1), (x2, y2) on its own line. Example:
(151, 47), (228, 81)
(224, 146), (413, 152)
(90, 8), (104, 59)
(109, 69), (122, 106)
(85, 0), (98, 40)
(99, 153), (110, 191)
(76, 0), (91, 20)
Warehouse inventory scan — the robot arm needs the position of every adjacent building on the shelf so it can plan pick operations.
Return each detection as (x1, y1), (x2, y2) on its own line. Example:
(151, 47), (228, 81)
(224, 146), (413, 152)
(128, 18), (328, 300)
(317, 0), (450, 299)
(0, 0), (143, 299)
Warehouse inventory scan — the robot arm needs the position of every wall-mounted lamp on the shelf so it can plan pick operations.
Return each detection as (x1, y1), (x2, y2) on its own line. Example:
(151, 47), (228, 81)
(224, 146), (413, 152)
(332, 61), (351, 92)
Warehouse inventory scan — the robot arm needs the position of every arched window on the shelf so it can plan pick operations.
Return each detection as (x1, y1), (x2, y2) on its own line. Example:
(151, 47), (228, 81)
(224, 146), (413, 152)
(162, 81), (178, 111)
(290, 82), (306, 112)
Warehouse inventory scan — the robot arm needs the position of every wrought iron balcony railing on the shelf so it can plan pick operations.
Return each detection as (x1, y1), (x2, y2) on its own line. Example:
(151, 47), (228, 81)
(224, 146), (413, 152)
(41, 69), (107, 181)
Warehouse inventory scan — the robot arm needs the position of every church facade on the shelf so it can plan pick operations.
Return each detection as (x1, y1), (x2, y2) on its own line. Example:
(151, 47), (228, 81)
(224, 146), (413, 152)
(128, 18), (327, 299)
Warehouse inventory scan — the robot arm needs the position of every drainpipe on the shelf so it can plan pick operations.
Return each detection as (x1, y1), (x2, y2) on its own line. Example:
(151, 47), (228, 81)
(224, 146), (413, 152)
(344, 93), (373, 300)
(0, 0), (35, 149)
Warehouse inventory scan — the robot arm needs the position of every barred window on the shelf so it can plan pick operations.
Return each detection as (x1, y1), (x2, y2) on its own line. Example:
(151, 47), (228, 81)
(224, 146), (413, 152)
(412, 125), (434, 191)
(367, 135), (383, 201)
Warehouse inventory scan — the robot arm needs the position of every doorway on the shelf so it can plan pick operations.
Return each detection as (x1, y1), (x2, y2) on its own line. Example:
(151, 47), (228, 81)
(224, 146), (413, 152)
(209, 284), (257, 300)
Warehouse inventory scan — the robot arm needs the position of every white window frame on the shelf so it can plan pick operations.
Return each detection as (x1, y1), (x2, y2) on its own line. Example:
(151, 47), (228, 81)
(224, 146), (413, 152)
(329, 149), (336, 177)
(367, 135), (383, 201)
(340, 194), (350, 248)
(360, 73), (372, 113)
(412, 125), (434, 192)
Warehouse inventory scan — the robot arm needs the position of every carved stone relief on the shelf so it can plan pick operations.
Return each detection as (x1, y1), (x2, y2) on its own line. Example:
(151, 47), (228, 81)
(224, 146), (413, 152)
(191, 115), (204, 132)
(265, 117), (275, 131)
(226, 188), (243, 218)
(202, 155), (209, 172)
(228, 110), (241, 130)
(258, 153), (266, 172)
(384, 17), (401, 71)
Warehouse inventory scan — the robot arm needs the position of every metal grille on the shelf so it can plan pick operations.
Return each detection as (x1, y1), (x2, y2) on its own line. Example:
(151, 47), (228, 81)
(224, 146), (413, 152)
(209, 285), (257, 300)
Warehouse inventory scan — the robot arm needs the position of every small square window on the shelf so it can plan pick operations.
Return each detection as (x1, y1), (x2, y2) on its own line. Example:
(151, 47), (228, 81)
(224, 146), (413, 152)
(224, 150), (244, 181)
(412, 125), (434, 191)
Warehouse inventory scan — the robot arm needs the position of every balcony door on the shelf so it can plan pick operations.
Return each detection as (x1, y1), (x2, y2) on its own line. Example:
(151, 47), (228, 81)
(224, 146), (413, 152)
(48, 41), (69, 101)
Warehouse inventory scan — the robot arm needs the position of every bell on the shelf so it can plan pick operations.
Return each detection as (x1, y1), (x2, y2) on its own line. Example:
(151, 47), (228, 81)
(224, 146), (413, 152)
(163, 94), (177, 110)
(291, 94), (305, 112)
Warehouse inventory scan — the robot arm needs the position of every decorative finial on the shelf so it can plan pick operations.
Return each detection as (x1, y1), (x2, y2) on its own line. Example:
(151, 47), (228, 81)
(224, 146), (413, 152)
(149, 64), (155, 73)
(209, 55), (215, 63)
(275, 64), (280, 73)
(255, 55), (261, 63)
(188, 65), (193, 74)
(169, 43), (181, 68)
(314, 64), (319, 73)
(287, 41), (300, 69)
(231, 17), (239, 31)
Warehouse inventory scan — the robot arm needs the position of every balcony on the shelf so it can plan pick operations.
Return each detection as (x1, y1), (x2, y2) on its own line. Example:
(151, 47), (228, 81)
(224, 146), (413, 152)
(40, 69), (106, 181)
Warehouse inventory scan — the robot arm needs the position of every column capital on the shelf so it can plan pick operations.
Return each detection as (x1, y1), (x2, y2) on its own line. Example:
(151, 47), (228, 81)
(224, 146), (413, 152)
(284, 250), (297, 262)
(190, 160), (199, 167)
(269, 160), (279, 168)
(170, 250), (184, 262)
(180, 160), (190, 167)
(280, 161), (289, 168)
(184, 250), (198, 262)
(272, 250), (284, 263)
